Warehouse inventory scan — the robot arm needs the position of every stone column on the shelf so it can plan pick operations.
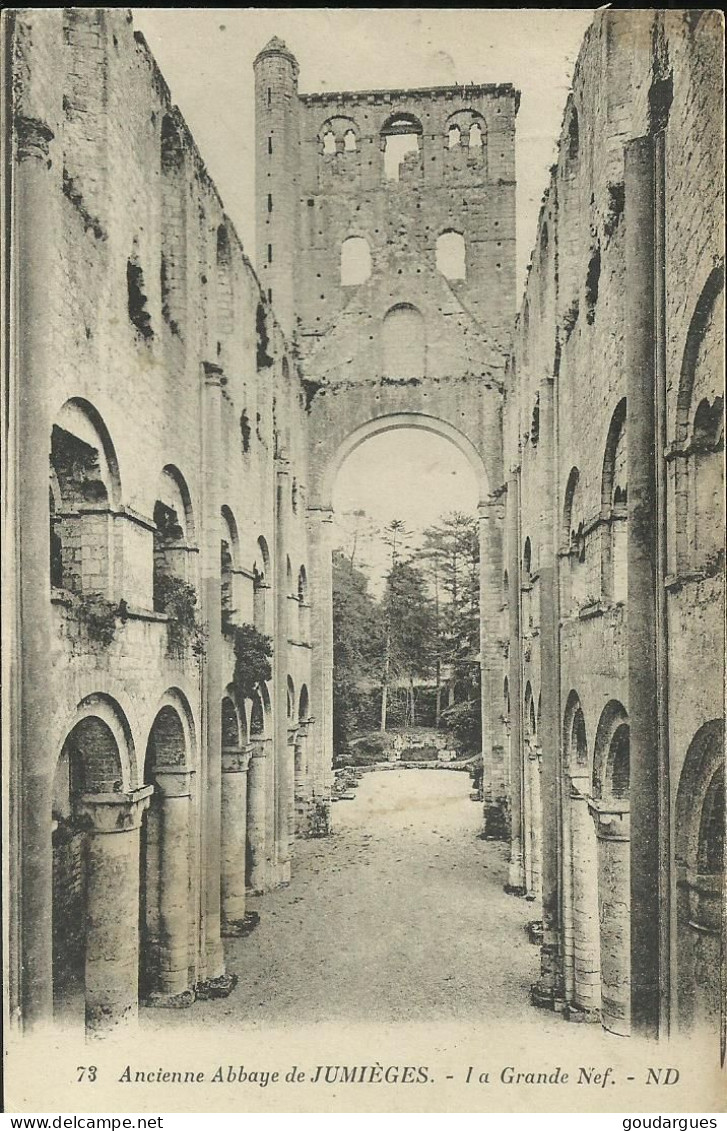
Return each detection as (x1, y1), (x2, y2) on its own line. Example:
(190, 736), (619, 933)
(533, 375), (563, 1009)
(13, 103), (60, 1027)
(590, 800), (631, 1036)
(147, 769), (195, 1005)
(294, 721), (310, 836)
(624, 135), (660, 1039)
(221, 746), (252, 933)
(568, 782), (601, 1019)
(287, 725), (298, 842)
(479, 496), (507, 837)
(246, 738), (271, 892)
(77, 788), (153, 1038)
(274, 459), (291, 884)
(505, 471), (526, 894)
(200, 361), (226, 983)
(307, 506), (334, 823)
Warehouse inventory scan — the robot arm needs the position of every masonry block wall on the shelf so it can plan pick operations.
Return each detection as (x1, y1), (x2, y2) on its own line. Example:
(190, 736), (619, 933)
(504, 8), (724, 1046)
(8, 8), (314, 1036)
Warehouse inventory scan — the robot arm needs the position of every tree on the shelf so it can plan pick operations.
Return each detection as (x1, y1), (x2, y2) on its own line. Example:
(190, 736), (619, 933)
(331, 549), (383, 754)
(382, 558), (436, 729)
(420, 511), (480, 696)
(379, 519), (410, 731)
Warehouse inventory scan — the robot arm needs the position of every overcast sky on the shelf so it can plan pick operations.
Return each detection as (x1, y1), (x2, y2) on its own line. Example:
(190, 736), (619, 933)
(132, 8), (596, 582)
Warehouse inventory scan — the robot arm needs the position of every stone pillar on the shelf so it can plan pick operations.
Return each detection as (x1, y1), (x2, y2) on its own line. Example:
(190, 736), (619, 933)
(220, 746), (252, 934)
(624, 135), (660, 1038)
(506, 472), (526, 893)
(274, 459), (291, 884)
(77, 788), (153, 1038)
(13, 99), (60, 1027)
(526, 745), (543, 902)
(246, 738), (271, 892)
(294, 721), (311, 835)
(148, 769), (195, 1005)
(307, 506), (334, 824)
(287, 725), (298, 842)
(533, 375), (563, 1009)
(479, 496), (507, 838)
(568, 782), (601, 1019)
(590, 800), (631, 1036)
(199, 360), (228, 987)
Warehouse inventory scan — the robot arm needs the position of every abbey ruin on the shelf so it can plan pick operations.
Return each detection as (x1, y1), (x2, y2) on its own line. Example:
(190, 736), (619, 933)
(4, 8), (724, 1053)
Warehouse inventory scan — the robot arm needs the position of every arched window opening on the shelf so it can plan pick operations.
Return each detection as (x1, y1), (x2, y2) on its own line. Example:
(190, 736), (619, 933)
(585, 245), (601, 325)
(341, 236), (372, 286)
(221, 697), (240, 749)
(698, 767), (724, 874)
(503, 677), (510, 720)
(573, 708), (588, 766)
(344, 129), (357, 152)
(287, 675), (295, 721)
(220, 507), (239, 631)
(253, 536), (271, 634)
(297, 565), (309, 643)
(52, 704), (128, 1026)
(469, 122), (483, 149)
(152, 467), (194, 615)
(50, 401), (119, 599)
(322, 130), (336, 155)
(381, 113), (423, 182)
(436, 230), (466, 281)
(127, 254), (152, 340)
(609, 725), (630, 799)
(216, 224), (233, 338)
(250, 693), (265, 737)
(298, 684), (310, 723)
(448, 124), (461, 149)
(562, 467), (587, 614)
(523, 537), (532, 580)
(382, 303), (425, 380)
(602, 400), (627, 605)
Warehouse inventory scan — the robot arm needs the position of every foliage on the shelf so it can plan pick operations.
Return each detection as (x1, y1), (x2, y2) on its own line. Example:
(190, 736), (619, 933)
(440, 697), (482, 755)
(232, 623), (273, 702)
(155, 574), (205, 657)
(332, 550), (384, 753)
(74, 593), (120, 647)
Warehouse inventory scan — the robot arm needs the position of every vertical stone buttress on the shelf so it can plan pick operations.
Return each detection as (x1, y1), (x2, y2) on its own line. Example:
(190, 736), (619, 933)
(534, 374), (563, 1007)
(274, 457), (292, 882)
(624, 135), (661, 1039)
(200, 360), (227, 984)
(11, 11), (62, 1029)
(506, 471), (526, 892)
(254, 38), (299, 340)
(307, 506), (334, 824)
(480, 495), (507, 836)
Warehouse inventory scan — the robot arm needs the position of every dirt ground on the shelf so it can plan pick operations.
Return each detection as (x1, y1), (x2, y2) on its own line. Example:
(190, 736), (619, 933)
(148, 768), (551, 1030)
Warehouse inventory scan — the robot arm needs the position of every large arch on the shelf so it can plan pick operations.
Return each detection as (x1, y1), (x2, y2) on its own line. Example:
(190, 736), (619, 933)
(321, 411), (490, 508)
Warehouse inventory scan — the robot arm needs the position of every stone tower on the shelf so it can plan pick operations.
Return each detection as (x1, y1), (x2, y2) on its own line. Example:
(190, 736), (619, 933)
(254, 36), (300, 338)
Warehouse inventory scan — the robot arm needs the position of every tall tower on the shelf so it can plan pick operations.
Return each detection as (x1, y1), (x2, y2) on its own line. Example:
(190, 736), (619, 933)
(253, 37), (300, 340)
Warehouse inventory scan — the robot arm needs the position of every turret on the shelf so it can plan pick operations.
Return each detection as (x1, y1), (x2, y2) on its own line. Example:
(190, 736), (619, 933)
(254, 37), (300, 340)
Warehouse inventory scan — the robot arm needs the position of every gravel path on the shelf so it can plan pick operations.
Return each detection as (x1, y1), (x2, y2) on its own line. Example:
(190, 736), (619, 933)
(149, 768), (549, 1031)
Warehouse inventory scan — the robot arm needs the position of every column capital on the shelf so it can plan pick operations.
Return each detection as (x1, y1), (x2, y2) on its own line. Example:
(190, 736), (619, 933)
(588, 798), (630, 841)
(77, 786), (153, 834)
(15, 115), (54, 163)
(222, 747), (252, 774)
(153, 767), (195, 798)
(250, 736), (272, 759)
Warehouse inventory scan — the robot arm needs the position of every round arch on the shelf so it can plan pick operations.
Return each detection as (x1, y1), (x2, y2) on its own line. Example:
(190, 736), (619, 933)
(54, 692), (136, 795)
(592, 699), (629, 800)
(323, 411), (489, 508)
(54, 398), (122, 509)
(145, 687), (197, 771)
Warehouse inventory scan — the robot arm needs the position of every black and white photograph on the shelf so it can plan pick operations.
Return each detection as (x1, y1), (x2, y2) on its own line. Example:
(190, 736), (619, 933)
(1, 7), (725, 1116)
